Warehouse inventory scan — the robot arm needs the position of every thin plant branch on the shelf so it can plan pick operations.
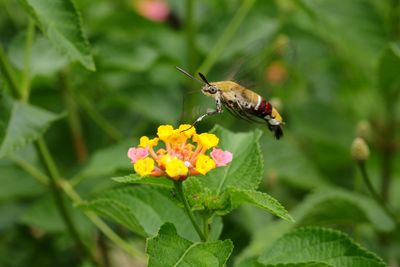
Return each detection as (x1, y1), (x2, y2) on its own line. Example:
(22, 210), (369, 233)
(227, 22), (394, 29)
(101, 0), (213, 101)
(197, 0), (256, 74)
(358, 161), (399, 226)
(174, 181), (206, 241)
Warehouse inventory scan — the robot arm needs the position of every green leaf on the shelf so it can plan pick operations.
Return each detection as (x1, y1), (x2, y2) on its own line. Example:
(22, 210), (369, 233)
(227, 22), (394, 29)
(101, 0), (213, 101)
(77, 139), (133, 179)
(0, 101), (63, 157)
(99, 43), (158, 72)
(378, 43), (400, 102)
(19, 0), (95, 70)
(146, 223), (233, 267)
(295, 0), (386, 72)
(20, 195), (94, 242)
(8, 34), (67, 76)
(262, 134), (328, 190)
(183, 126), (291, 219)
(258, 227), (386, 267)
(229, 189), (294, 222)
(197, 125), (264, 193)
(113, 174), (174, 189)
(81, 186), (201, 241)
(294, 188), (395, 232)
(236, 188), (394, 265)
(236, 256), (333, 267)
(0, 162), (44, 201)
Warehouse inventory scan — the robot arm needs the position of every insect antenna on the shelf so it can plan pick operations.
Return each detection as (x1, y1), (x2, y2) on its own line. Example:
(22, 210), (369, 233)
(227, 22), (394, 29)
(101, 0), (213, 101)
(198, 72), (211, 85)
(176, 66), (205, 85)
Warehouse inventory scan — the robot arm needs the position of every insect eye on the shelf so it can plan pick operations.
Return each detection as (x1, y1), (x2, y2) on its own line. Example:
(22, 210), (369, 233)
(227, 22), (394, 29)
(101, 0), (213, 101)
(209, 86), (217, 94)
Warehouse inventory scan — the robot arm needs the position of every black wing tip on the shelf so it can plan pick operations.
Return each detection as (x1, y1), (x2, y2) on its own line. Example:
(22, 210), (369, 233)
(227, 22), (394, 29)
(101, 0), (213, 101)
(268, 124), (284, 140)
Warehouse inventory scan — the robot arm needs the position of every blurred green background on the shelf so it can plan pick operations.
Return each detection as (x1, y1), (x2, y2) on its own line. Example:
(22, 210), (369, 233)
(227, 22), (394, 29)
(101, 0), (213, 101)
(1, 0), (400, 266)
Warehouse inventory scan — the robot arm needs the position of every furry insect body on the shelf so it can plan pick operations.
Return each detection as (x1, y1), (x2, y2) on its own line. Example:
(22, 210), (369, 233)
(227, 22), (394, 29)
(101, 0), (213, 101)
(176, 67), (284, 139)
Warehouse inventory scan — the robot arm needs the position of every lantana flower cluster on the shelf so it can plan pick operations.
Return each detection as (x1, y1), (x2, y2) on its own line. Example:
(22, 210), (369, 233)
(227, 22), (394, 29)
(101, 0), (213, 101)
(127, 124), (233, 180)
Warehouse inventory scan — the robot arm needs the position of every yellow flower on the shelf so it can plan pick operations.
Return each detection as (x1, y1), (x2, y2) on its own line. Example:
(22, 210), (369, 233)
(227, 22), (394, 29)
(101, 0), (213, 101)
(168, 129), (186, 144)
(158, 154), (172, 168)
(134, 157), (155, 177)
(193, 133), (219, 149)
(165, 158), (188, 179)
(157, 125), (174, 142)
(195, 154), (216, 175)
(139, 136), (159, 148)
(178, 124), (196, 138)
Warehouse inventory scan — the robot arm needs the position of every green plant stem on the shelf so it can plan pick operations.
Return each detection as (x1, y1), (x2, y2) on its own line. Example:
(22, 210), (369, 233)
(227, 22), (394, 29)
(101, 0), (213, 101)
(358, 161), (399, 225)
(0, 45), (21, 98)
(174, 181), (206, 241)
(10, 154), (147, 262)
(21, 19), (35, 102)
(390, 0), (400, 38)
(185, 0), (196, 73)
(35, 137), (96, 263)
(197, 0), (256, 74)
(78, 94), (122, 141)
(202, 212), (210, 241)
(9, 155), (48, 186)
(59, 180), (148, 262)
(59, 70), (88, 163)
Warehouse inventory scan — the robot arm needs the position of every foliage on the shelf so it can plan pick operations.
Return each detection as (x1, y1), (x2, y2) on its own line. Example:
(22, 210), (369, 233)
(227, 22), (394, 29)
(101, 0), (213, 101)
(1, 0), (400, 266)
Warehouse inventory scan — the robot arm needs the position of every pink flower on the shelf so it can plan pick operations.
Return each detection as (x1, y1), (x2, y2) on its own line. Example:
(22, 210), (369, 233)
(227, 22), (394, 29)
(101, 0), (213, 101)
(135, 0), (170, 22)
(210, 148), (233, 167)
(127, 147), (148, 163)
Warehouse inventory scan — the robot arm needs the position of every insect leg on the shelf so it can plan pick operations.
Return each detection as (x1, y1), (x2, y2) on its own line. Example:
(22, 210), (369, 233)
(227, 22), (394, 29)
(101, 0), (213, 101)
(181, 97), (223, 132)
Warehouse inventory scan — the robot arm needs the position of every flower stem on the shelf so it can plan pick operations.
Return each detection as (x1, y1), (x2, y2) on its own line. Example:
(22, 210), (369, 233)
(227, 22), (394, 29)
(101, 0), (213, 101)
(0, 44), (21, 99)
(358, 161), (399, 226)
(59, 69), (88, 163)
(78, 94), (122, 141)
(59, 179), (148, 262)
(21, 18), (35, 102)
(202, 212), (210, 241)
(174, 181), (206, 241)
(185, 0), (197, 73)
(35, 137), (97, 263)
(197, 0), (256, 74)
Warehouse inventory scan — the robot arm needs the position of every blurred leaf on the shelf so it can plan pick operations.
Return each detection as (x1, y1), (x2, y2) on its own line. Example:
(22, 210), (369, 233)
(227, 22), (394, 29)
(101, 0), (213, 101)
(0, 203), (26, 230)
(113, 174), (174, 189)
(378, 43), (400, 103)
(295, 188), (395, 232)
(127, 86), (182, 123)
(0, 101), (63, 157)
(19, 0), (95, 70)
(99, 44), (158, 72)
(295, 0), (387, 71)
(8, 35), (67, 76)
(77, 139), (133, 179)
(20, 194), (94, 241)
(146, 223), (233, 267)
(262, 134), (328, 190)
(258, 227), (386, 267)
(0, 162), (43, 201)
(229, 189), (294, 222)
(81, 186), (201, 241)
(20, 195), (67, 232)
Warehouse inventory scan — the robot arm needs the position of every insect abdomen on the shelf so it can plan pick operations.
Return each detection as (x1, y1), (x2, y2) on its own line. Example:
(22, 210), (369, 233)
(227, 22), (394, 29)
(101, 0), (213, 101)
(255, 99), (283, 139)
(255, 99), (272, 116)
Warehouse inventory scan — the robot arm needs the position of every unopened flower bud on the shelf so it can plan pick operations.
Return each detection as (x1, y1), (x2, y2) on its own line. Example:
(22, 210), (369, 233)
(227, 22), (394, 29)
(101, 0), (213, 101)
(351, 137), (370, 162)
(356, 120), (372, 141)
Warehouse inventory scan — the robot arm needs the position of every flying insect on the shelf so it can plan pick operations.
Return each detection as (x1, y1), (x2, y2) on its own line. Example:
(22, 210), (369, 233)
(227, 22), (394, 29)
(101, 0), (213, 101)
(176, 67), (284, 139)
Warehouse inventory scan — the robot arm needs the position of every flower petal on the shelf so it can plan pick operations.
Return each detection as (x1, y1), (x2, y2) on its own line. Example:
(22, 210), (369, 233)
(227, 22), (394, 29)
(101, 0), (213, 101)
(127, 147), (148, 163)
(210, 148), (233, 167)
